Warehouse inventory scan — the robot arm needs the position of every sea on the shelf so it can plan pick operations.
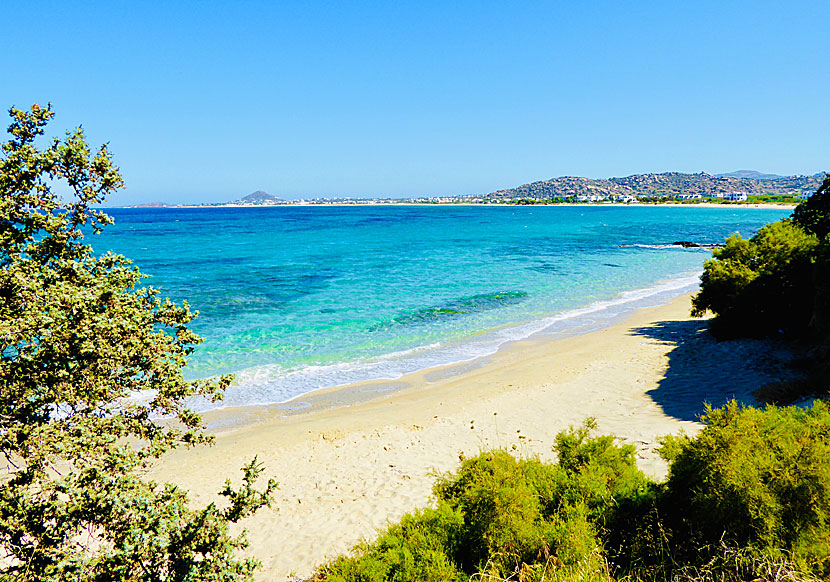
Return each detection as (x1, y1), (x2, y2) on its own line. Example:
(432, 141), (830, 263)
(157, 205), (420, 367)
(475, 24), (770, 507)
(95, 205), (790, 411)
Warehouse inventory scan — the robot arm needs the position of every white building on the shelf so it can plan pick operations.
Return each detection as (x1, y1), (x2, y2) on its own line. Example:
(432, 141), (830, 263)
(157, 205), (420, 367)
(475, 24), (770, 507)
(723, 191), (748, 202)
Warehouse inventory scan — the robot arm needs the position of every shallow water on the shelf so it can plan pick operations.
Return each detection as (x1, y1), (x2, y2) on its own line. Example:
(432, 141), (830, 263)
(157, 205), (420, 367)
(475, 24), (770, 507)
(96, 205), (789, 409)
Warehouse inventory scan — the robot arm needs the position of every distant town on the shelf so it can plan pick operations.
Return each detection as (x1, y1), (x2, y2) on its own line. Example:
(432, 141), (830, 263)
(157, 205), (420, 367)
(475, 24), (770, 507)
(121, 170), (825, 208)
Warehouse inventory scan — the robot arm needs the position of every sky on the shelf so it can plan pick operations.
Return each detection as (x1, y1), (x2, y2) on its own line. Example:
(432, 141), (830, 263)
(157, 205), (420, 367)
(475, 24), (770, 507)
(4, 1), (829, 204)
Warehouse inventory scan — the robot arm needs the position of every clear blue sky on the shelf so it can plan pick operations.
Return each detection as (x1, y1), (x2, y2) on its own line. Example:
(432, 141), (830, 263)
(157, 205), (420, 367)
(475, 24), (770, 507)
(5, 1), (829, 204)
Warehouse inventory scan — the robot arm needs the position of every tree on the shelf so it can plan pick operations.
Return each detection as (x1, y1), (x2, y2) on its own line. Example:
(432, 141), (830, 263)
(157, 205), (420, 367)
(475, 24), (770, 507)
(793, 175), (830, 339)
(0, 104), (275, 580)
(792, 174), (830, 241)
(690, 220), (818, 338)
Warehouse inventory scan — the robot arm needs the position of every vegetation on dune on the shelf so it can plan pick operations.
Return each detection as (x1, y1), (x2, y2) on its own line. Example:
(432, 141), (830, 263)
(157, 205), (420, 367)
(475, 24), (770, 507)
(660, 402), (830, 576)
(316, 404), (830, 582)
(0, 104), (275, 580)
(317, 418), (644, 582)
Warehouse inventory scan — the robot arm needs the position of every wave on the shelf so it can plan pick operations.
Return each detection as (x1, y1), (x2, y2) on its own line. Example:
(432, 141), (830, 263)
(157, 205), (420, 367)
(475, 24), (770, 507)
(184, 271), (702, 412)
(621, 243), (720, 250)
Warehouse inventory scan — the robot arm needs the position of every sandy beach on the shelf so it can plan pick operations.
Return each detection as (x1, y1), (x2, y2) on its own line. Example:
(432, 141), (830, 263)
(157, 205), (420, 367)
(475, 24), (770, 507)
(150, 292), (798, 580)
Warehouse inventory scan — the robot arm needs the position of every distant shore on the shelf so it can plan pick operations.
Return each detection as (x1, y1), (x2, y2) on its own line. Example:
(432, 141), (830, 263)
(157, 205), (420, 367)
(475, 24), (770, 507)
(112, 201), (797, 210)
(150, 292), (798, 579)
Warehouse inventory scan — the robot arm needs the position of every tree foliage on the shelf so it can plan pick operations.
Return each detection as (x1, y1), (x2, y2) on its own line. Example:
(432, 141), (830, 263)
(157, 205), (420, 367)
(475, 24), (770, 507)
(690, 176), (830, 403)
(0, 104), (275, 581)
(792, 175), (830, 340)
(692, 174), (830, 343)
(690, 221), (818, 338)
(793, 174), (830, 241)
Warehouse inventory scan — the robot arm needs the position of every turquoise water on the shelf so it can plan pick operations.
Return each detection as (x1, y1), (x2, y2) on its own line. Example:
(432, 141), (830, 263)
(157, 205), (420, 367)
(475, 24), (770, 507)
(97, 205), (790, 409)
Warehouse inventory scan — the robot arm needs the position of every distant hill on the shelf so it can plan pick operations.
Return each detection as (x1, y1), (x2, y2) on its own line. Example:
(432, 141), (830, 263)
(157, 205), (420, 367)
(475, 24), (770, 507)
(128, 201), (175, 208)
(485, 171), (824, 201)
(113, 201), (177, 208)
(230, 190), (285, 205)
(716, 170), (786, 181)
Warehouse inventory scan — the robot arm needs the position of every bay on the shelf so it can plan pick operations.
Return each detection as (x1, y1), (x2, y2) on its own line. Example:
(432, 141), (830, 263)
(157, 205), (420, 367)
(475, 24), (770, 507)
(96, 205), (790, 409)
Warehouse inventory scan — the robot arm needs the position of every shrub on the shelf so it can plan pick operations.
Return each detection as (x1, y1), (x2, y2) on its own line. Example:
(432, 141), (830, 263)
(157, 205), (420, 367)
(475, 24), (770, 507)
(316, 505), (465, 582)
(660, 401), (830, 577)
(317, 421), (649, 581)
(691, 221), (818, 338)
(316, 405), (830, 581)
(793, 175), (830, 241)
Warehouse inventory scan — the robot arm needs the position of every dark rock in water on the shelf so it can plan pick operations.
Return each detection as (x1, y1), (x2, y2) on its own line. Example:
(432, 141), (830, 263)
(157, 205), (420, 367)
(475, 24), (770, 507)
(672, 241), (724, 248)
(619, 241), (724, 249)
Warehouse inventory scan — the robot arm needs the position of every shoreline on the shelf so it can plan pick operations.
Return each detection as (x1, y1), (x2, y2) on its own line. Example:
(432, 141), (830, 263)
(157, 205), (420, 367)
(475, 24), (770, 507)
(188, 273), (703, 416)
(111, 202), (797, 210)
(150, 292), (799, 579)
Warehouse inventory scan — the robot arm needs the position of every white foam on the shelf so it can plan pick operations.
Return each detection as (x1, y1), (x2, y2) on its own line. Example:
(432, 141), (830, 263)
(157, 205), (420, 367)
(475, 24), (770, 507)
(623, 243), (716, 250)
(184, 271), (702, 412)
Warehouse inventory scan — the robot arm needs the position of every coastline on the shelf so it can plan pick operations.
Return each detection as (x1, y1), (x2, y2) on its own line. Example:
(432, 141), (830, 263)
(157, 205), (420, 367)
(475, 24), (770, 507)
(113, 202), (797, 210)
(150, 292), (798, 579)
(191, 273), (703, 414)
(100, 205), (794, 416)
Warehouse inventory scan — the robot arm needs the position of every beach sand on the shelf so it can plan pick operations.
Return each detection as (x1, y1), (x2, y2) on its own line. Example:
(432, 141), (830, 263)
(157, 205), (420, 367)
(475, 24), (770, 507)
(149, 293), (798, 580)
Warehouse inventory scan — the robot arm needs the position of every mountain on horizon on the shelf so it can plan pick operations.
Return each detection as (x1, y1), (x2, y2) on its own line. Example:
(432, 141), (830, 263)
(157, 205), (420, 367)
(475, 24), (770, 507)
(716, 170), (786, 181)
(233, 190), (284, 205)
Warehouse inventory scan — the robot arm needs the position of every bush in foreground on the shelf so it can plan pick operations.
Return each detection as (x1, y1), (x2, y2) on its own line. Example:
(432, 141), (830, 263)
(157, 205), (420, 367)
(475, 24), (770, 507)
(660, 401), (830, 577)
(317, 419), (649, 582)
(315, 402), (830, 582)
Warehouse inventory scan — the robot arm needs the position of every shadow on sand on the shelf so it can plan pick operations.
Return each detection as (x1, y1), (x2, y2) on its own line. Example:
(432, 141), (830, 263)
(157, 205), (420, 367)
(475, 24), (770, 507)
(629, 318), (799, 422)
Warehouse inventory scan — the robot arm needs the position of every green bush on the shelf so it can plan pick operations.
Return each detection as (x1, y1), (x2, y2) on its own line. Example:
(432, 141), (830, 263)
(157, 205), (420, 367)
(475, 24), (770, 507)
(435, 420), (649, 575)
(793, 175), (830, 241)
(317, 505), (465, 582)
(317, 421), (648, 581)
(690, 177), (830, 403)
(316, 405), (830, 582)
(660, 401), (830, 577)
(691, 220), (818, 338)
